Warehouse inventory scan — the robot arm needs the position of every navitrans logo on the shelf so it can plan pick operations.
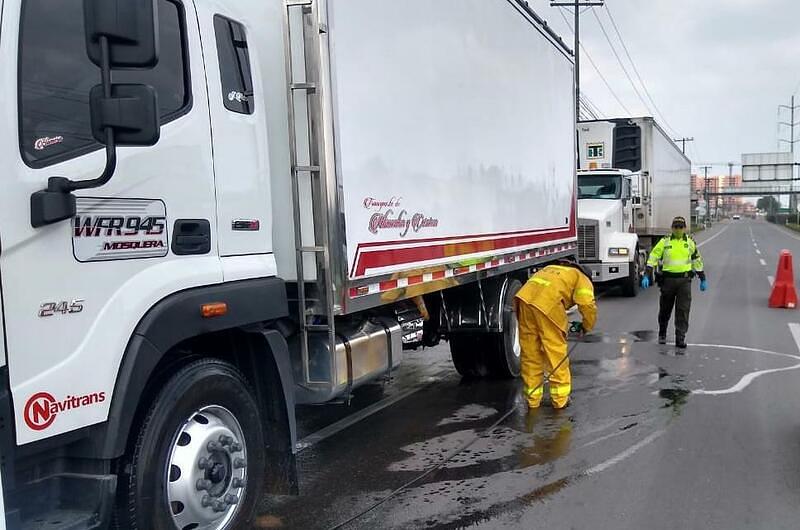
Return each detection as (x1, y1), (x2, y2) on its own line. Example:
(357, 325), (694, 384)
(24, 391), (106, 431)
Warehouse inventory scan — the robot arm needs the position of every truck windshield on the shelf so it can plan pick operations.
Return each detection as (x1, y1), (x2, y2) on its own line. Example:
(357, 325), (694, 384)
(578, 175), (622, 200)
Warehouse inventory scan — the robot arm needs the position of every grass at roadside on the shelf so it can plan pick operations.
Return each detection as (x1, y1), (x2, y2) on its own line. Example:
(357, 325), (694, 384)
(691, 225), (705, 234)
(786, 223), (800, 233)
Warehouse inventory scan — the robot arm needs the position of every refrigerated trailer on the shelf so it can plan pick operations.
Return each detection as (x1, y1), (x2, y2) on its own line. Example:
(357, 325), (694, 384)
(0, 0), (576, 527)
(576, 118), (691, 296)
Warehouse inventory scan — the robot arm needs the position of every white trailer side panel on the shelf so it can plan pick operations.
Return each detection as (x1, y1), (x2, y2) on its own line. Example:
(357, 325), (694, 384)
(326, 0), (576, 281)
(642, 118), (691, 236)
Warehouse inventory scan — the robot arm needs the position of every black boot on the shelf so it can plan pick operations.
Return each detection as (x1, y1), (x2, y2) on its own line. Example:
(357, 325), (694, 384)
(675, 336), (687, 349)
(658, 328), (667, 345)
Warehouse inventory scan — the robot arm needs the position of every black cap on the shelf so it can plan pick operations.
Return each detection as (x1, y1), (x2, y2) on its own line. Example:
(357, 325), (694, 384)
(672, 216), (687, 227)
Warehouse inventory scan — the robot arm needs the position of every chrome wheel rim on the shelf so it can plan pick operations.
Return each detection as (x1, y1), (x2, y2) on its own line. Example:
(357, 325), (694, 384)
(512, 312), (521, 359)
(166, 405), (247, 530)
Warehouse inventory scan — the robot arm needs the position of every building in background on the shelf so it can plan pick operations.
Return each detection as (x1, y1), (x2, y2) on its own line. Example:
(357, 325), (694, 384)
(691, 172), (746, 219)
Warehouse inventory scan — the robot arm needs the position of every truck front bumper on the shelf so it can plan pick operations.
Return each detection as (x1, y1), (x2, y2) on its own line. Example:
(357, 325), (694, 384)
(582, 261), (630, 283)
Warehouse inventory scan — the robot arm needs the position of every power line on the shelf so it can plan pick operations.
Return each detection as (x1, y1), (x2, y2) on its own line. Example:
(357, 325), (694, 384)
(602, 3), (680, 138)
(581, 93), (605, 118)
(557, 7), (632, 116)
(590, 7), (652, 117)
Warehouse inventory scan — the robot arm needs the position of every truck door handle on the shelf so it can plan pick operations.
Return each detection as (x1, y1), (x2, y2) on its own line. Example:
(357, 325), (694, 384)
(172, 219), (211, 255)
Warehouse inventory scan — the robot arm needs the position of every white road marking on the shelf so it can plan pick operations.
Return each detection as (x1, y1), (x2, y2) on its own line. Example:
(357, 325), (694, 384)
(753, 243), (758, 248)
(690, 343), (800, 396)
(760, 258), (767, 266)
(585, 430), (666, 475)
(749, 225), (754, 241)
(697, 224), (730, 248)
(789, 323), (800, 353)
(756, 249), (761, 255)
(769, 275), (775, 285)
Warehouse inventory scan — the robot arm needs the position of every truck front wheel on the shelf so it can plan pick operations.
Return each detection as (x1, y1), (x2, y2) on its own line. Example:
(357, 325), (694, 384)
(619, 248), (642, 297)
(117, 359), (266, 530)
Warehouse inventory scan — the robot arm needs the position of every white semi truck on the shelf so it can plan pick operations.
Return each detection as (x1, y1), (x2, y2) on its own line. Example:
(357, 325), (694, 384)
(0, 0), (577, 527)
(576, 118), (691, 296)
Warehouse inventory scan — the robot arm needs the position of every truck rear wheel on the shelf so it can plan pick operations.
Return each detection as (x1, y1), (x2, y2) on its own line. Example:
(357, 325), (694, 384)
(117, 359), (265, 530)
(450, 279), (522, 379)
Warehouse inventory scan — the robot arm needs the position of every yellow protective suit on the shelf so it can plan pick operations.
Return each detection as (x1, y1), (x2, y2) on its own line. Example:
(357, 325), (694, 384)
(515, 265), (597, 409)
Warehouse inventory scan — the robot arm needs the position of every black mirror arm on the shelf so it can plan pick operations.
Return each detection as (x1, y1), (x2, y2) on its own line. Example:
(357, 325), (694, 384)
(51, 35), (118, 194)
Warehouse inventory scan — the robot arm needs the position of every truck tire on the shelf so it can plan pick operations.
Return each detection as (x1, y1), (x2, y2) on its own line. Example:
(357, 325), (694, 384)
(450, 334), (490, 377)
(117, 359), (265, 530)
(485, 278), (523, 378)
(449, 279), (522, 379)
(620, 248), (641, 297)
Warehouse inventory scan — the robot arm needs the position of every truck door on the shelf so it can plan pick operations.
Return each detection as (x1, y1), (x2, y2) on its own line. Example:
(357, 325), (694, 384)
(196, 0), (277, 280)
(0, 0), (220, 444)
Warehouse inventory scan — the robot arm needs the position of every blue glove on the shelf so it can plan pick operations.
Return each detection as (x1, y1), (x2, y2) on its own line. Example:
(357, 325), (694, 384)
(641, 275), (650, 289)
(700, 279), (708, 292)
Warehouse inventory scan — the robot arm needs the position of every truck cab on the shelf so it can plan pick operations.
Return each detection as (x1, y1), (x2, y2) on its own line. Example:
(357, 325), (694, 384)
(577, 168), (643, 296)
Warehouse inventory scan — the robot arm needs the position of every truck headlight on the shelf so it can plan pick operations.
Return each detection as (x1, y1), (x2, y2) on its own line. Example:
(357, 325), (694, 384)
(608, 247), (630, 256)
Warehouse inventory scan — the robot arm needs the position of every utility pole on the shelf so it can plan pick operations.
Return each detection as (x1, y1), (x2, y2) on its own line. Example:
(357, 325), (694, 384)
(551, 0), (605, 119)
(779, 95), (800, 220)
(700, 165), (712, 226)
(727, 162), (734, 218)
(673, 137), (694, 155)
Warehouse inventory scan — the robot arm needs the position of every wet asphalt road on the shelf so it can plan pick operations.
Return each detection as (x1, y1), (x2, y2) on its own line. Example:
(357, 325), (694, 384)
(257, 220), (800, 530)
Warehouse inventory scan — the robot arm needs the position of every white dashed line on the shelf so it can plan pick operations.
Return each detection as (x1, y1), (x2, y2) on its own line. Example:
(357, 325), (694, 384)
(769, 275), (775, 286)
(756, 249), (761, 255)
(760, 259), (767, 267)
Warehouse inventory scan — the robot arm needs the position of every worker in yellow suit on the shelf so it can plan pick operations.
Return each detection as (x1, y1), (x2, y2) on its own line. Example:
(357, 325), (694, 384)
(515, 259), (597, 409)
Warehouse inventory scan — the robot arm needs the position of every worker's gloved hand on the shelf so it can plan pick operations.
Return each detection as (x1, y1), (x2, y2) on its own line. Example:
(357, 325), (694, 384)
(700, 279), (708, 292)
(641, 275), (651, 289)
(569, 321), (585, 335)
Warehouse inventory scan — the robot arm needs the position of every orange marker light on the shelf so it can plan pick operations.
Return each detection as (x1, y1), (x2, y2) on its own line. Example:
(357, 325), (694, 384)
(201, 302), (228, 318)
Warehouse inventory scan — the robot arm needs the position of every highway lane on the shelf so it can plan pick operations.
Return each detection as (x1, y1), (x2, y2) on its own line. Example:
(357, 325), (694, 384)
(257, 219), (800, 530)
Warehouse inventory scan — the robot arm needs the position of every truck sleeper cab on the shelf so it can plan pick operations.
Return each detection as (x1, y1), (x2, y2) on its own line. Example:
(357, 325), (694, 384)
(0, 0), (578, 528)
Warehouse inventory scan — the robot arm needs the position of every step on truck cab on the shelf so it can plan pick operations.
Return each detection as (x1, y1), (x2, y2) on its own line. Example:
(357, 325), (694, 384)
(577, 118), (692, 296)
(0, 0), (578, 527)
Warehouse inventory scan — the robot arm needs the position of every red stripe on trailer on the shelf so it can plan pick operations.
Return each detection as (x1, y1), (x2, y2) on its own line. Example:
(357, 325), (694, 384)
(352, 226), (574, 277)
(348, 241), (578, 300)
(380, 280), (398, 291)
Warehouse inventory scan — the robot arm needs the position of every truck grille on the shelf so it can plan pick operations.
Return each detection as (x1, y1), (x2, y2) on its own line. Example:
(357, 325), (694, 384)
(578, 223), (599, 260)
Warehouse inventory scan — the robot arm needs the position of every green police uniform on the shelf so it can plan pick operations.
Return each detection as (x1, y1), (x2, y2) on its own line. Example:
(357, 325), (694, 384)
(647, 230), (705, 346)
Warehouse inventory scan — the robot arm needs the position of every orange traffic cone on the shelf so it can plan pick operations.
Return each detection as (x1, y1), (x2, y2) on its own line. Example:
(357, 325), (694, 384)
(769, 250), (798, 309)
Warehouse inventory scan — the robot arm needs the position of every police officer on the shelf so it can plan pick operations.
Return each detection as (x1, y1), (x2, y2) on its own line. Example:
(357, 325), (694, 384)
(515, 259), (597, 409)
(640, 216), (707, 349)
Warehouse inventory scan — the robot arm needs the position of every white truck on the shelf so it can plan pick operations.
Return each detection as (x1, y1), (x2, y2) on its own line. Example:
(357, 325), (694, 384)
(576, 118), (691, 296)
(0, 0), (577, 527)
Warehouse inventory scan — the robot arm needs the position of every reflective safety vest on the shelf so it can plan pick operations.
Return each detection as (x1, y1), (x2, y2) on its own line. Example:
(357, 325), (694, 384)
(515, 265), (597, 333)
(647, 234), (704, 274)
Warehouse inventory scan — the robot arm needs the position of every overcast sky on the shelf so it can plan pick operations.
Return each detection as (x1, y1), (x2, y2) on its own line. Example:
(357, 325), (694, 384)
(526, 0), (800, 176)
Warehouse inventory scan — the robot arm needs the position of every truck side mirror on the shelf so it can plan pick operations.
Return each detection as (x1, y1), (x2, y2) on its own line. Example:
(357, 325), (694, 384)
(84, 0), (159, 68)
(90, 84), (160, 146)
(30, 0), (160, 228)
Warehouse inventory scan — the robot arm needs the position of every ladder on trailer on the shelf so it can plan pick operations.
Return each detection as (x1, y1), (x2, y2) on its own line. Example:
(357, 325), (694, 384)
(284, 0), (337, 386)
